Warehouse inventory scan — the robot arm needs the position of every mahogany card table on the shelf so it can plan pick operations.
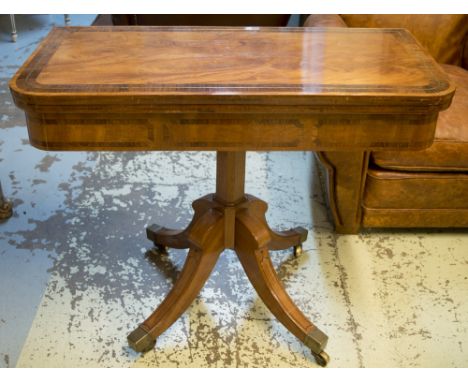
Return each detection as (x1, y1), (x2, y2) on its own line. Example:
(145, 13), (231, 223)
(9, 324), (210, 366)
(10, 26), (454, 366)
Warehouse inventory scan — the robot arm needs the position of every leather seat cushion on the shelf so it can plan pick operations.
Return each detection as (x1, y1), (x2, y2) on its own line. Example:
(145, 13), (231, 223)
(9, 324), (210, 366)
(364, 167), (468, 209)
(372, 65), (468, 172)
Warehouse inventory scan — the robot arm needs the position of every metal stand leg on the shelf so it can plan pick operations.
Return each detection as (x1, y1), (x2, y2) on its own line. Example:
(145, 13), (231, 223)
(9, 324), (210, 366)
(10, 14), (17, 43)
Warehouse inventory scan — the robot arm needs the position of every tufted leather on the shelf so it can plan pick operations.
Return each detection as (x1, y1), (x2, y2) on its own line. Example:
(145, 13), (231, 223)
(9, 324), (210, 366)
(372, 64), (468, 172)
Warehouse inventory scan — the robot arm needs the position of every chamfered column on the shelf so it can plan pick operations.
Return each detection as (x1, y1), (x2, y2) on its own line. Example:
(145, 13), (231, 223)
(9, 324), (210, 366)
(215, 151), (246, 249)
(215, 151), (246, 205)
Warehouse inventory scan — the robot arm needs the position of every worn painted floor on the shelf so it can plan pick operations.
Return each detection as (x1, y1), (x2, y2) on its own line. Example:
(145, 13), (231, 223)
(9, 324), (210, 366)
(1, 15), (468, 368)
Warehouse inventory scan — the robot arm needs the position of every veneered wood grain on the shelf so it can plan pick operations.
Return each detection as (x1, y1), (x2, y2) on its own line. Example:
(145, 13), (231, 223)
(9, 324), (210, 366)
(23, 111), (438, 151)
(11, 27), (454, 104)
(34, 28), (438, 88)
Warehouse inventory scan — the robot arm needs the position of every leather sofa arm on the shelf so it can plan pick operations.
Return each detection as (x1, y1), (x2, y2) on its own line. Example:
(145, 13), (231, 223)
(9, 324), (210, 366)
(303, 15), (347, 28)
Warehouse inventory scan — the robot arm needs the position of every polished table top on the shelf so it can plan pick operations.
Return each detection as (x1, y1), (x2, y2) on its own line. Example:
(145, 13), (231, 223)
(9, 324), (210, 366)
(10, 26), (454, 151)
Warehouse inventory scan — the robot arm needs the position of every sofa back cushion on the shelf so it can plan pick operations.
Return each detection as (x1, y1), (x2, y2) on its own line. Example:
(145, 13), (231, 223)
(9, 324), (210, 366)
(341, 15), (468, 68)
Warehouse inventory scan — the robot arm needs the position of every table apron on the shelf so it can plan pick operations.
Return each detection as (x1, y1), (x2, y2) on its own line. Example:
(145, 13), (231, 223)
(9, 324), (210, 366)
(24, 112), (438, 151)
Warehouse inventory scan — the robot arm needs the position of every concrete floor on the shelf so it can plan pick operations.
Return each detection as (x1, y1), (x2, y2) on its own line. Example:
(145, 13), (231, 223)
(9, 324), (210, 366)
(1, 15), (468, 368)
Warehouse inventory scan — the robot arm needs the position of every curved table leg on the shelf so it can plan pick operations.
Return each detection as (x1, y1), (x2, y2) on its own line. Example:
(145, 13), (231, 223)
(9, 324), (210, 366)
(128, 208), (224, 353)
(146, 196), (215, 251)
(234, 208), (329, 366)
(146, 225), (188, 251)
(268, 226), (308, 254)
(243, 196), (308, 254)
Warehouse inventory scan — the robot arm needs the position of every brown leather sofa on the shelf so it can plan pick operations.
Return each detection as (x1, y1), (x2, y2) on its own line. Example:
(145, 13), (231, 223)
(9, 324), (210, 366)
(304, 15), (468, 233)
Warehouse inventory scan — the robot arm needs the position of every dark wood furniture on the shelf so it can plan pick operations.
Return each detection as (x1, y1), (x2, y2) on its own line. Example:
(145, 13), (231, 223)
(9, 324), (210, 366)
(10, 26), (454, 366)
(305, 15), (468, 232)
(109, 14), (291, 27)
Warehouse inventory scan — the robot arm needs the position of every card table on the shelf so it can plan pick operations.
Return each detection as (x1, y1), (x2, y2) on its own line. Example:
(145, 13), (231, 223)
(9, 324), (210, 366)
(10, 26), (454, 366)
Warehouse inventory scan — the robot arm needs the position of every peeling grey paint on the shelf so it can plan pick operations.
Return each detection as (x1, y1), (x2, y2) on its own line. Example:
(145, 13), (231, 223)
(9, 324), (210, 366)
(34, 155), (62, 173)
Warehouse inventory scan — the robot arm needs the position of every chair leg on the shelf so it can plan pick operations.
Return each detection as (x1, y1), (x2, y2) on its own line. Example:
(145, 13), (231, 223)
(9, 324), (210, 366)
(315, 151), (369, 234)
(10, 15), (17, 43)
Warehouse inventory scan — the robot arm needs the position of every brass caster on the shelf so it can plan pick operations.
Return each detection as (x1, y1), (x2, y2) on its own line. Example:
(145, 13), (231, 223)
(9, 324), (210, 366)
(127, 326), (156, 353)
(156, 244), (168, 254)
(0, 200), (13, 220)
(293, 244), (303, 257)
(313, 351), (330, 367)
